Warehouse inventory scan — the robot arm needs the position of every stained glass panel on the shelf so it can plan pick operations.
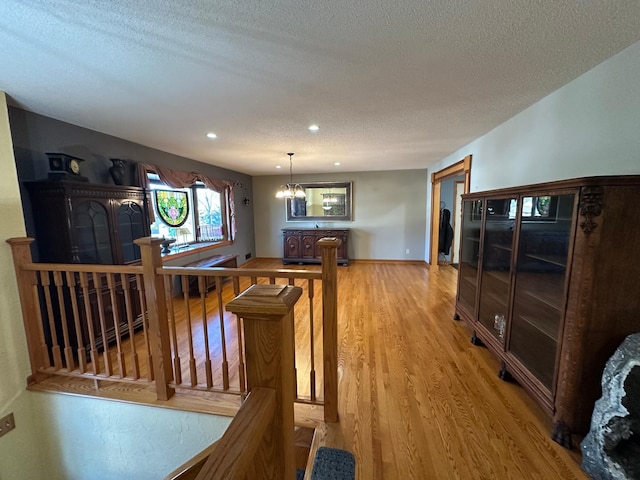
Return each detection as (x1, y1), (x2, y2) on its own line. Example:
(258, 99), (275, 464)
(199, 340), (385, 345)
(155, 189), (189, 227)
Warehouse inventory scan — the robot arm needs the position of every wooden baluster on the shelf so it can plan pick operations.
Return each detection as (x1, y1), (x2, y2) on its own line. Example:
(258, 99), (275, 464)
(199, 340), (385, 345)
(135, 274), (154, 381)
(79, 272), (99, 375)
(120, 273), (139, 380)
(233, 276), (245, 392)
(39, 271), (62, 369)
(6, 238), (49, 380)
(92, 272), (112, 376)
(199, 276), (214, 388)
(250, 276), (257, 285)
(215, 276), (229, 390)
(224, 284), (302, 480)
(32, 280), (50, 370)
(52, 271), (74, 371)
(66, 272), (87, 373)
(182, 275), (197, 386)
(318, 237), (339, 422)
(269, 277), (276, 285)
(308, 279), (316, 401)
(164, 274), (181, 385)
(135, 237), (174, 401)
(106, 273), (127, 378)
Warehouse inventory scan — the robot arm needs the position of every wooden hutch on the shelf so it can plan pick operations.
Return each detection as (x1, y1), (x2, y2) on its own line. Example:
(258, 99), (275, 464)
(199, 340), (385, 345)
(453, 175), (640, 447)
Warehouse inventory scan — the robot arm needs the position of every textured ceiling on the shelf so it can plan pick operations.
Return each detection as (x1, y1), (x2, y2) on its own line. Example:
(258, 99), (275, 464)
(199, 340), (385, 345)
(2, 1), (640, 176)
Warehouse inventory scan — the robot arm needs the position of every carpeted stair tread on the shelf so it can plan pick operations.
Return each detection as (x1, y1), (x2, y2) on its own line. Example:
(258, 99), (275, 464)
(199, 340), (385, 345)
(310, 446), (355, 480)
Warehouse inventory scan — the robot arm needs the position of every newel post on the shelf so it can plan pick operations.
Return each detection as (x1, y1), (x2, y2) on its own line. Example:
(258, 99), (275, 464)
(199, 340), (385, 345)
(226, 284), (302, 480)
(6, 237), (48, 384)
(318, 237), (340, 422)
(135, 237), (174, 400)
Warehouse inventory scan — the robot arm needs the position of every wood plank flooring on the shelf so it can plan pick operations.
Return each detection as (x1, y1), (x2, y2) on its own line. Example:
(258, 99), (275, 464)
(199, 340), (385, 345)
(305, 259), (586, 480)
(33, 259), (588, 479)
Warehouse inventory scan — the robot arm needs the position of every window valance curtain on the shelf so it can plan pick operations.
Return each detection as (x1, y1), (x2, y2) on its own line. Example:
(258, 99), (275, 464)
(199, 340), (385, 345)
(137, 162), (237, 239)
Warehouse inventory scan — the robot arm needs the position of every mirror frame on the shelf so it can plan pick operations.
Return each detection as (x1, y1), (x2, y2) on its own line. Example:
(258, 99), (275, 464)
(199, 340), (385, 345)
(285, 181), (353, 222)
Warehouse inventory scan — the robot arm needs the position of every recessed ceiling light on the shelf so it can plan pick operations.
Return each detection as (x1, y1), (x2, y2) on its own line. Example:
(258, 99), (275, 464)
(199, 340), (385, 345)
(334, 162), (341, 166)
(308, 124), (319, 132)
(276, 165), (282, 169)
(206, 132), (217, 139)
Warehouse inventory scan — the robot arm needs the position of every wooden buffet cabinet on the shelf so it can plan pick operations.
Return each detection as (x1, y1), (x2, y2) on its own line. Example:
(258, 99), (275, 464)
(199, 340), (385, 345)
(26, 180), (151, 353)
(282, 228), (349, 265)
(454, 175), (640, 447)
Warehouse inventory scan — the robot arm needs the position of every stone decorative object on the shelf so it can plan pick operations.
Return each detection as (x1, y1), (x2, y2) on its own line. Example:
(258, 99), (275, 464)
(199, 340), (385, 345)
(581, 333), (640, 479)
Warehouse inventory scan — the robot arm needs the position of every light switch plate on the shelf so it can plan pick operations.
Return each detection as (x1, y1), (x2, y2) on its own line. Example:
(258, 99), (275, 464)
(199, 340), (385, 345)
(0, 412), (15, 438)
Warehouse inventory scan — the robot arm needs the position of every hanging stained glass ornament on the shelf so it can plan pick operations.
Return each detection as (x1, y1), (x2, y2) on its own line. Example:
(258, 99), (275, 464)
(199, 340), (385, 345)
(155, 189), (189, 227)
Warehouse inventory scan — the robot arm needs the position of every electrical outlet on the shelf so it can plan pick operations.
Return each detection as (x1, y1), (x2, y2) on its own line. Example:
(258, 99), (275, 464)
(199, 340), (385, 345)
(245, 253), (252, 260)
(0, 412), (15, 438)
(405, 249), (410, 254)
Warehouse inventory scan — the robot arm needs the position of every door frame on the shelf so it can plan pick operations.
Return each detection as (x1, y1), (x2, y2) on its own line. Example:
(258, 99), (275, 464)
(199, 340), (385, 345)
(451, 180), (465, 265)
(430, 155), (472, 266)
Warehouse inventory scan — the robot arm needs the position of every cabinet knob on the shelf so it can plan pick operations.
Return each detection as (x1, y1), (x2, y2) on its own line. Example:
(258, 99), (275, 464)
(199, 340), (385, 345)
(290, 244), (295, 249)
(306, 244), (311, 249)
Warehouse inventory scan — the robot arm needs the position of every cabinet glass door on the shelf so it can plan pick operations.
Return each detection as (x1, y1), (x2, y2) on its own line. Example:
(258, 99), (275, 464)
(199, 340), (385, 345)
(73, 200), (114, 264)
(117, 201), (145, 263)
(477, 197), (517, 343)
(509, 193), (575, 390)
(457, 200), (483, 316)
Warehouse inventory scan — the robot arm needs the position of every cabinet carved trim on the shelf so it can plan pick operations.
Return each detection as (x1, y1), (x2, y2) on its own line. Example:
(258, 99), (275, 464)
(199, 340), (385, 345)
(578, 186), (604, 235)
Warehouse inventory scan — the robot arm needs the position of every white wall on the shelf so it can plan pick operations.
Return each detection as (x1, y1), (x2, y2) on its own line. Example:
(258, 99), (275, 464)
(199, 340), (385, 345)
(30, 394), (230, 480)
(0, 92), (230, 479)
(425, 38), (640, 262)
(0, 91), (48, 480)
(253, 169), (427, 261)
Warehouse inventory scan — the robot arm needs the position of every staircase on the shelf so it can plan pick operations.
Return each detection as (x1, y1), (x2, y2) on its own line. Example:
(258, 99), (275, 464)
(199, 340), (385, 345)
(168, 424), (355, 480)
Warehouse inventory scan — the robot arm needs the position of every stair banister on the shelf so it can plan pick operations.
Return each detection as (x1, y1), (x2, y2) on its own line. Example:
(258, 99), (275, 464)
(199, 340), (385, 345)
(318, 237), (339, 422)
(197, 283), (302, 479)
(6, 237), (49, 383)
(136, 237), (175, 400)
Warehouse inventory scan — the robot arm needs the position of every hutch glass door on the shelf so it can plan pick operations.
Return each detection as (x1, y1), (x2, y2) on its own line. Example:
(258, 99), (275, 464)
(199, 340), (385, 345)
(73, 200), (114, 264)
(477, 197), (517, 343)
(457, 200), (483, 316)
(508, 193), (575, 390)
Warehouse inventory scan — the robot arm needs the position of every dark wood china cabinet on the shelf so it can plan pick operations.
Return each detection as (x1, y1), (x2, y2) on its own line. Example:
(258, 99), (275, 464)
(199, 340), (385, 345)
(454, 175), (640, 448)
(26, 180), (151, 354)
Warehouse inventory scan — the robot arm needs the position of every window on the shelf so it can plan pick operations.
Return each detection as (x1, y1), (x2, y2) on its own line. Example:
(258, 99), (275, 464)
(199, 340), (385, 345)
(147, 174), (229, 246)
(507, 196), (557, 220)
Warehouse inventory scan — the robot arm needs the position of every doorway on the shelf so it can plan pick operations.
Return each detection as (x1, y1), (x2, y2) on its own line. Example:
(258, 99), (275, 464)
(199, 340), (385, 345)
(430, 155), (471, 266)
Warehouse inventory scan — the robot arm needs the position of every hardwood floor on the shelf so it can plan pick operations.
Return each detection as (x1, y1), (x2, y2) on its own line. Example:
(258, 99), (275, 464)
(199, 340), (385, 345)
(33, 259), (588, 479)
(298, 259), (587, 480)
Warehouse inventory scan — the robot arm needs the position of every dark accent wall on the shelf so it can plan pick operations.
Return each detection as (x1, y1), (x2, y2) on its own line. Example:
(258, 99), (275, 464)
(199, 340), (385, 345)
(9, 107), (255, 264)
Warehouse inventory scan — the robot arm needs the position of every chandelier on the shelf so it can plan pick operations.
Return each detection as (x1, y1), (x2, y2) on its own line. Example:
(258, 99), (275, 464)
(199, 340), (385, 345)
(276, 152), (306, 199)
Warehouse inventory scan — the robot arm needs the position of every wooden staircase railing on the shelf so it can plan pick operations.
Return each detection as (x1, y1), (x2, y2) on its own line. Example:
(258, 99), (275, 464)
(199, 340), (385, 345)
(6, 236), (340, 423)
(166, 283), (303, 480)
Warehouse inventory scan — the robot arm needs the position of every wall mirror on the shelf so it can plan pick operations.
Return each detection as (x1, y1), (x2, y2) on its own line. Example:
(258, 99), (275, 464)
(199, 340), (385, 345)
(286, 182), (352, 221)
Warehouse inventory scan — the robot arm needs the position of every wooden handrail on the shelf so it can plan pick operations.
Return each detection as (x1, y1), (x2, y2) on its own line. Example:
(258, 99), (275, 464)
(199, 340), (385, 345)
(19, 262), (143, 274)
(194, 387), (276, 480)
(164, 442), (219, 480)
(160, 266), (322, 280)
